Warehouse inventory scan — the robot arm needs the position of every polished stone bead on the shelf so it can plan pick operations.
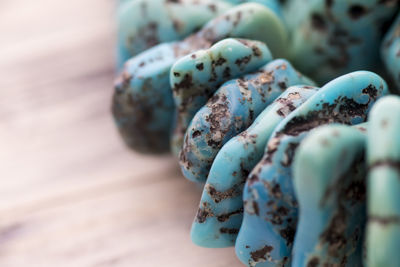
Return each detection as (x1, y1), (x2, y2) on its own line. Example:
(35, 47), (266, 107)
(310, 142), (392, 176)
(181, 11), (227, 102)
(170, 38), (273, 156)
(112, 3), (288, 153)
(235, 71), (388, 267)
(191, 85), (319, 248)
(292, 124), (367, 267)
(366, 95), (400, 267)
(116, 0), (287, 69)
(180, 59), (315, 182)
(117, 0), (232, 69)
(286, 0), (399, 84)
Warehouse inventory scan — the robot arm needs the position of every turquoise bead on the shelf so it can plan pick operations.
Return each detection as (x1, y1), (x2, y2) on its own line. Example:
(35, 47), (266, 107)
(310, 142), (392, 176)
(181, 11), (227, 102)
(366, 95), (400, 267)
(117, 0), (288, 69)
(112, 3), (288, 153)
(292, 124), (367, 267)
(180, 59), (315, 183)
(117, 0), (232, 69)
(170, 38), (273, 156)
(236, 71), (388, 267)
(191, 85), (319, 248)
(286, 0), (399, 84)
(382, 12), (400, 93)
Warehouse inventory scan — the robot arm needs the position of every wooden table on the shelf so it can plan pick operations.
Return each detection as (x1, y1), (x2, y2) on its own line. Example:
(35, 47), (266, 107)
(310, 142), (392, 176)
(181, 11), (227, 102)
(0, 0), (243, 266)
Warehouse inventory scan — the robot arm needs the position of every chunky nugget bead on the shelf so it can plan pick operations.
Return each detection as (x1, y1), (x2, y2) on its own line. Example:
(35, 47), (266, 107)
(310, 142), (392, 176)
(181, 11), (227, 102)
(286, 0), (399, 84)
(236, 71), (387, 267)
(112, 3), (288, 153)
(191, 85), (318, 248)
(366, 95), (400, 267)
(292, 124), (368, 267)
(180, 59), (315, 182)
(170, 38), (273, 155)
(117, 0), (232, 68)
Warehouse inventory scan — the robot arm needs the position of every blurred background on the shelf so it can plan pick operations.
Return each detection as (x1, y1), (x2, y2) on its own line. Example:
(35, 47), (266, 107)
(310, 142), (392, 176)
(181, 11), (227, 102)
(0, 0), (242, 266)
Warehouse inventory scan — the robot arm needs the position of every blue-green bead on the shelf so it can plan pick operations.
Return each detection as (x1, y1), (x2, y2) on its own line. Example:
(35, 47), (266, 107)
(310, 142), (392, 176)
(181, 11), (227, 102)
(366, 95), (400, 267)
(286, 0), (399, 84)
(236, 71), (388, 267)
(170, 38), (273, 156)
(113, 3), (288, 153)
(292, 124), (367, 267)
(117, 0), (232, 69)
(180, 59), (315, 182)
(191, 85), (319, 248)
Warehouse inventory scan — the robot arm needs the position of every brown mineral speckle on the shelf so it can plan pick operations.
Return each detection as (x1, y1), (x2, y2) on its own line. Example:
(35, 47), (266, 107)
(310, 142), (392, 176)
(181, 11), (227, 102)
(240, 162), (250, 180)
(320, 209), (347, 256)
(205, 94), (230, 149)
(215, 57), (227, 66)
(247, 173), (260, 187)
(381, 119), (388, 128)
(307, 257), (320, 267)
(348, 4), (368, 20)
(369, 215), (400, 225)
(325, 0), (334, 7)
(362, 84), (378, 99)
(217, 208), (243, 222)
(263, 181), (283, 199)
(253, 201), (260, 216)
(311, 13), (327, 32)
(235, 55), (251, 67)
(276, 97), (297, 117)
(196, 63), (204, 71)
(369, 160), (400, 174)
(250, 245), (273, 263)
(237, 78), (249, 90)
(173, 73), (193, 92)
(278, 81), (287, 90)
(279, 225), (296, 245)
(281, 142), (299, 167)
(223, 67), (231, 78)
(344, 180), (366, 205)
(206, 184), (238, 203)
(208, 4), (216, 12)
(195, 202), (214, 223)
(172, 19), (183, 32)
(192, 130), (202, 138)
(219, 228), (239, 234)
(332, 130), (340, 137)
(252, 46), (262, 57)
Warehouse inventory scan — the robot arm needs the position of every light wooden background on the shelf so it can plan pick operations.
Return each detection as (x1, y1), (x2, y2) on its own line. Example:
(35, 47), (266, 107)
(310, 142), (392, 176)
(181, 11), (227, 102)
(0, 0), (243, 266)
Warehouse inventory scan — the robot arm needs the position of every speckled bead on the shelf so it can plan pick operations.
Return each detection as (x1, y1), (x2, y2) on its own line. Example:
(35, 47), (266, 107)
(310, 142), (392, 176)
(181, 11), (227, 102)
(170, 38), (273, 156)
(286, 0), (399, 84)
(366, 95), (400, 267)
(235, 71), (388, 267)
(113, 3), (289, 153)
(191, 85), (319, 248)
(179, 59), (315, 182)
(292, 124), (367, 267)
(117, 0), (232, 69)
(382, 12), (400, 93)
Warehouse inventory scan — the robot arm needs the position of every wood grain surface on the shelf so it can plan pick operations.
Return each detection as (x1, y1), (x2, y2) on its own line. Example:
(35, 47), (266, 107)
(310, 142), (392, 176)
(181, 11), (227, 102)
(0, 0), (243, 266)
